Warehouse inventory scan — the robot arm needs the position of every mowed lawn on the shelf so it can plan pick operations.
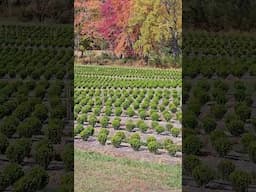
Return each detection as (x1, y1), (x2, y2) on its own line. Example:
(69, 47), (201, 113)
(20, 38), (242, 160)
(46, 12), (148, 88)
(75, 149), (181, 192)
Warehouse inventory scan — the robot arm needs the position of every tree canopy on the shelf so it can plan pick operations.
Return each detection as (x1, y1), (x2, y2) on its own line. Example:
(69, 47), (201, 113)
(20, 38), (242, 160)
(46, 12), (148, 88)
(75, 0), (182, 60)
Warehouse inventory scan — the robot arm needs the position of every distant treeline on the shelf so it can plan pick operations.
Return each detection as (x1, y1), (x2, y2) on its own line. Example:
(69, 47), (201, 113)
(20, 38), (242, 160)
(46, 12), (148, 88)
(183, 0), (256, 31)
(0, 0), (73, 23)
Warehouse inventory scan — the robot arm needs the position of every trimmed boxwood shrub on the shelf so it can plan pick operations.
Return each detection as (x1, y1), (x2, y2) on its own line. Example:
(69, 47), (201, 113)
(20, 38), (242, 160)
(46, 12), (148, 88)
(97, 128), (109, 145)
(88, 115), (97, 127)
(171, 127), (180, 137)
(147, 140), (158, 154)
(111, 132), (125, 148)
(187, 98), (201, 115)
(151, 112), (159, 121)
(126, 120), (135, 132)
(217, 160), (235, 180)
(183, 111), (197, 129)
(77, 114), (87, 124)
(127, 107), (135, 117)
(234, 89), (246, 102)
(170, 104), (177, 113)
(115, 107), (122, 116)
(241, 133), (256, 152)
(112, 117), (121, 130)
(45, 118), (63, 144)
(192, 164), (214, 187)
(100, 116), (109, 128)
(80, 126), (94, 141)
(6, 139), (31, 163)
(183, 155), (201, 176)
(0, 115), (19, 137)
(93, 107), (101, 116)
(129, 133), (141, 151)
(139, 110), (147, 120)
(166, 123), (173, 131)
(17, 117), (42, 138)
(155, 125), (165, 134)
(229, 170), (251, 192)
(0, 163), (24, 190)
(183, 135), (202, 155)
(163, 111), (172, 121)
(32, 139), (54, 169)
(151, 121), (159, 129)
(163, 138), (173, 149)
(202, 116), (216, 133)
(235, 102), (251, 121)
(137, 120), (148, 133)
(105, 107), (112, 116)
(226, 119), (244, 136)
(147, 136), (157, 144)
(211, 104), (227, 119)
(249, 142), (256, 163)
(13, 102), (32, 121)
(166, 144), (178, 156)
(13, 166), (49, 192)
(214, 137), (232, 157)
(33, 104), (48, 122)
(74, 124), (84, 135)
(0, 133), (9, 154)
(61, 144), (74, 171)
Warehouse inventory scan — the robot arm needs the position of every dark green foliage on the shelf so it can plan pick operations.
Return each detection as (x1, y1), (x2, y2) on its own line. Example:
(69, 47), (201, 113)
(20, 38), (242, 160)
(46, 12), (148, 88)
(13, 166), (49, 192)
(192, 165), (214, 187)
(0, 163), (24, 190)
(6, 139), (31, 163)
(241, 133), (256, 152)
(202, 116), (216, 133)
(45, 118), (64, 144)
(183, 135), (202, 155)
(183, 155), (201, 176)
(17, 116), (42, 137)
(61, 144), (74, 171)
(211, 104), (227, 119)
(217, 160), (235, 180)
(248, 142), (256, 163)
(0, 116), (19, 137)
(0, 133), (9, 154)
(230, 171), (251, 192)
(33, 104), (48, 122)
(32, 139), (54, 169)
(226, 119), (244, 136)
(211, 136), (232, 157)
(183, 111), (197, 129)
(235, 102), (251, 121)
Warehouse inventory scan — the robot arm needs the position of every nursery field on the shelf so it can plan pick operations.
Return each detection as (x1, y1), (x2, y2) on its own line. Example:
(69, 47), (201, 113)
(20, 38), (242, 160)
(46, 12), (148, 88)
(183, 31), (256, 192)
(0, 24), (73, 191)
(74, 65), (182, 191)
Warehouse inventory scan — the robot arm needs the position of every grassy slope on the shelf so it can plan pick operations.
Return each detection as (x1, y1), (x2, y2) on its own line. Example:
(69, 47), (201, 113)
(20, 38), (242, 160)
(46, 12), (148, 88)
(75, 149), (181, 192)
